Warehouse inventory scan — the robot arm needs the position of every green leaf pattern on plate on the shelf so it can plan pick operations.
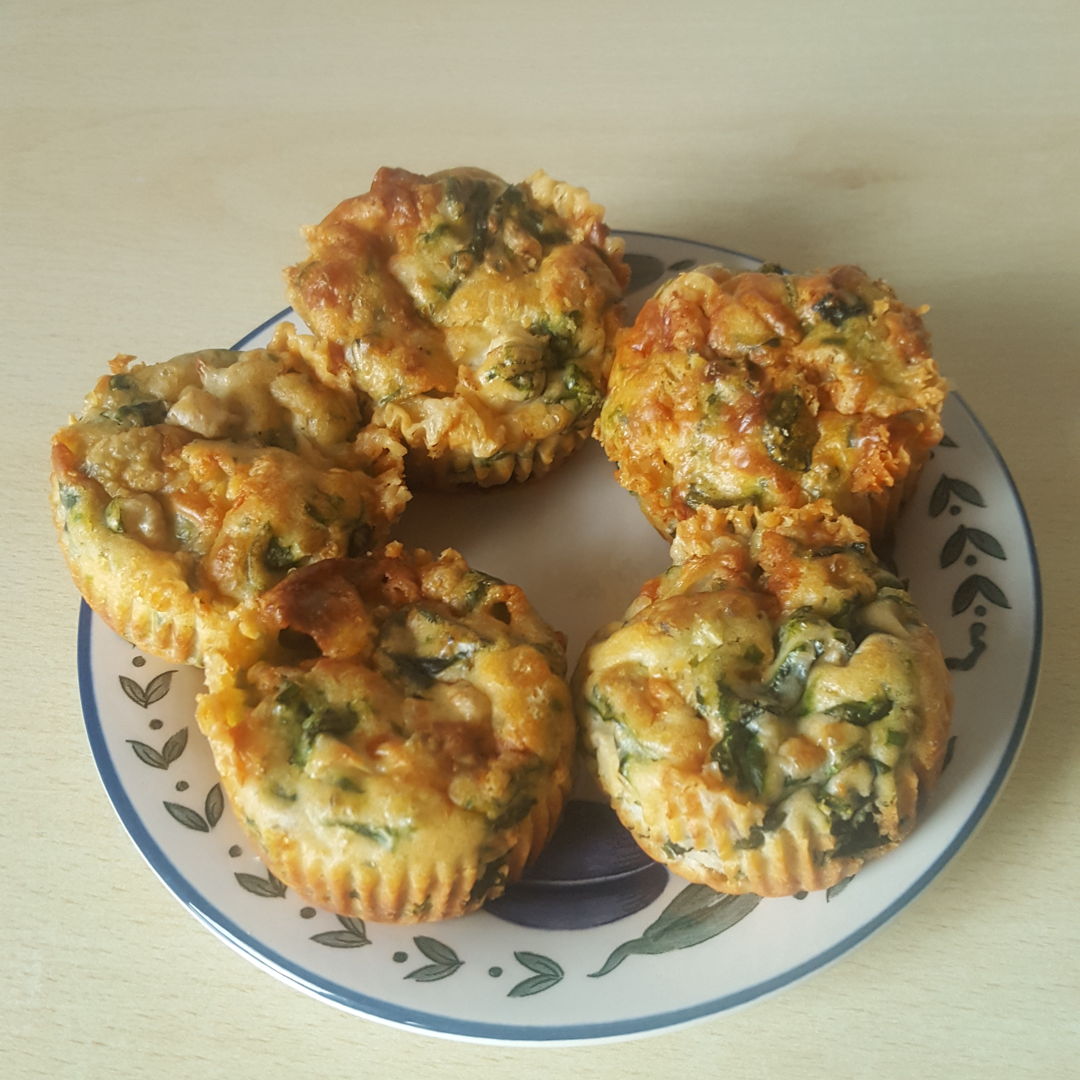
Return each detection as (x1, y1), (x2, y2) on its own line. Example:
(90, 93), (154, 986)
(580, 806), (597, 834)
(162, 782), (222, 833)
(826, 876), (855, 902)
(204, 782), (224, 829)
(933, 439), (1009, 684)
(589, 886), (760, 978)
(405, 937), (464, 982)
(235, 869), (288, 898)
(126, 726), (188, 769)
(164, 800), (210, 832)
(311, 915), (370, 948)
(119, 670), (176, 708)
(508, 952), (564, 997)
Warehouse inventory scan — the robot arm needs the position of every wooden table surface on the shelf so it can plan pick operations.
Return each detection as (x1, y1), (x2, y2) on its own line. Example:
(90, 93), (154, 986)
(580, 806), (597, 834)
(4, 1), (1077, 1076)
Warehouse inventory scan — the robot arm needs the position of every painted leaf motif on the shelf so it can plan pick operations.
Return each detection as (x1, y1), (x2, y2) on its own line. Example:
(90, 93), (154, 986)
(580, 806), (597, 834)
(127, 740), (167, 769)
(235, 870), (287, 898)
(941, 735), (958, 773)
(119, 675), (149, 708)
(975, 576), (1009, 608)
(162, 727), (188, 764)
(163, 801), (208, 832)
(119, 670), (176, 708)
(589, 886), (760, 977)
(144, 670), (175, 704)
(940, 527), (967, 568)
(965, 528), (1006, 560)
(336, 915), (369, 942)
(952, 576), (979, 614)
(939, 433), (958, 448)
(204, 783), (224, 829)
(405, 936), (463, 982)
(952, 574), (1011, 615)
(826, 876), (855, 902)
(311, 914), (370, 947)
(508, 951), (564, 997)
(929, 475), (985, 517)
(414, 936), (460, 966)
(310, 930), (368, 948)
(668, 257), (696, 271)
(655, 882), (723, 921)
(509, 973), (562, 998)
(405, 963), (460, 983)
(945, 622), (987, 671)
(514, 951), (562, 978)
(929, 475), (951, 517)
(947, 478), (985, 507)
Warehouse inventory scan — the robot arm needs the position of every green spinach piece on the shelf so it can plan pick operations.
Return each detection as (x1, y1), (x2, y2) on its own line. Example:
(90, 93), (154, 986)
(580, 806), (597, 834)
(734, 827), (765, 850)
(683, 483), (727, 511)
(388, 652), (464, 690)
(107, 399), (169, 428)
(812, 293), (868, 327)
(710, 705), (767, 796)
(469, 858), (509, 905)
(826, 696), (894, 726)
(763, 388), (816, 471)
(328, 821), (403, 849)
(273, 681), (359, 767)
(829, 808), (887, 861)
(559, 362), (601, 416)
(264, 534), (301, 572)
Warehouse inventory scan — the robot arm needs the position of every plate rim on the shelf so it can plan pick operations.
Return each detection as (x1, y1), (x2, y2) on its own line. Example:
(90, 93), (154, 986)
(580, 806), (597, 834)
(75, 233), (1044, 1044)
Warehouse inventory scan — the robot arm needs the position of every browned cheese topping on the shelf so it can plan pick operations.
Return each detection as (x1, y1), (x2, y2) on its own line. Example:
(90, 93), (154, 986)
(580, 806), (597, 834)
(51, 323), (408, 662)
(576, 505), (952, 896)
(598, 265), (946, 539)
(198, 547), (574, 921)
(286, 167), (628, 484)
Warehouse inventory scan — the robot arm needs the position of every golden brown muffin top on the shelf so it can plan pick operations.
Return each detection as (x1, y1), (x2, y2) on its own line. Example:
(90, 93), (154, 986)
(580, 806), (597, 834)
(598, 264), (947, 537)
(576, 504), (952, 895)
(198, 546), (574, 918)
(285, 167), (628, 478)
(51, 323), (408, 660)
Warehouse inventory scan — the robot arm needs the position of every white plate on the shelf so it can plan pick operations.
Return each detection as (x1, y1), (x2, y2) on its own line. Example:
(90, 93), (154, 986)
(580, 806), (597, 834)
(77, 232), (1042, 1044)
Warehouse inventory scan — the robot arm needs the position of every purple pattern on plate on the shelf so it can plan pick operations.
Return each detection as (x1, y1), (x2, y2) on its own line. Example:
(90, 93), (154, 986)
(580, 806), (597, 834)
(486, 800), (669, 930)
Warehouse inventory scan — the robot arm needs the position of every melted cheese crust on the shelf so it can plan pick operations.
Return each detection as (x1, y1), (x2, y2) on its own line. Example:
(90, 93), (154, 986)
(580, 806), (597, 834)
(286, 167), (628, 486)
(197, 546), (574, 922)
(575, 505), (952, 896)
(598, 265), (947, 540)
(50, 323), (409, 664)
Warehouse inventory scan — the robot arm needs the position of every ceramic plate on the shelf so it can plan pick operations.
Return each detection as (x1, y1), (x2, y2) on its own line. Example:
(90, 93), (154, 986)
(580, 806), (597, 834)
(77, 232), (1041, 1044)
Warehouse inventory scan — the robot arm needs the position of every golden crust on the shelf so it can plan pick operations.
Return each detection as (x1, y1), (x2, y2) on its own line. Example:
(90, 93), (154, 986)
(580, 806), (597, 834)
(575, 504), (952, 897)
(597, 265), (947, 541)
(50, 323), (409, 665)
(285, 167), (628, 487)
(197, 546), (575, 922)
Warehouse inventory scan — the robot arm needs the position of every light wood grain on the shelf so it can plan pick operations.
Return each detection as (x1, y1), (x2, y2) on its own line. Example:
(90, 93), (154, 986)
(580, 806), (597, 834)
(4, 1), (1078, 1076)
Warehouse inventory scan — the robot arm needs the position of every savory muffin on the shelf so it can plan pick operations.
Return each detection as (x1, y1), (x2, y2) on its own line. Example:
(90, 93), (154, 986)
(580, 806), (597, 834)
(50, 322), (409, 665)
(597, 264), (947, 542)
(196, 546), (575, 922)
(285, 166), (629, 487)
(575, 504), (952, 896)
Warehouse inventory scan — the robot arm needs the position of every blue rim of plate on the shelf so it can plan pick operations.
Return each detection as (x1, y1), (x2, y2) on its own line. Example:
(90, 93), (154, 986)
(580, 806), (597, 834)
(75, 233), (1043, 1043)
